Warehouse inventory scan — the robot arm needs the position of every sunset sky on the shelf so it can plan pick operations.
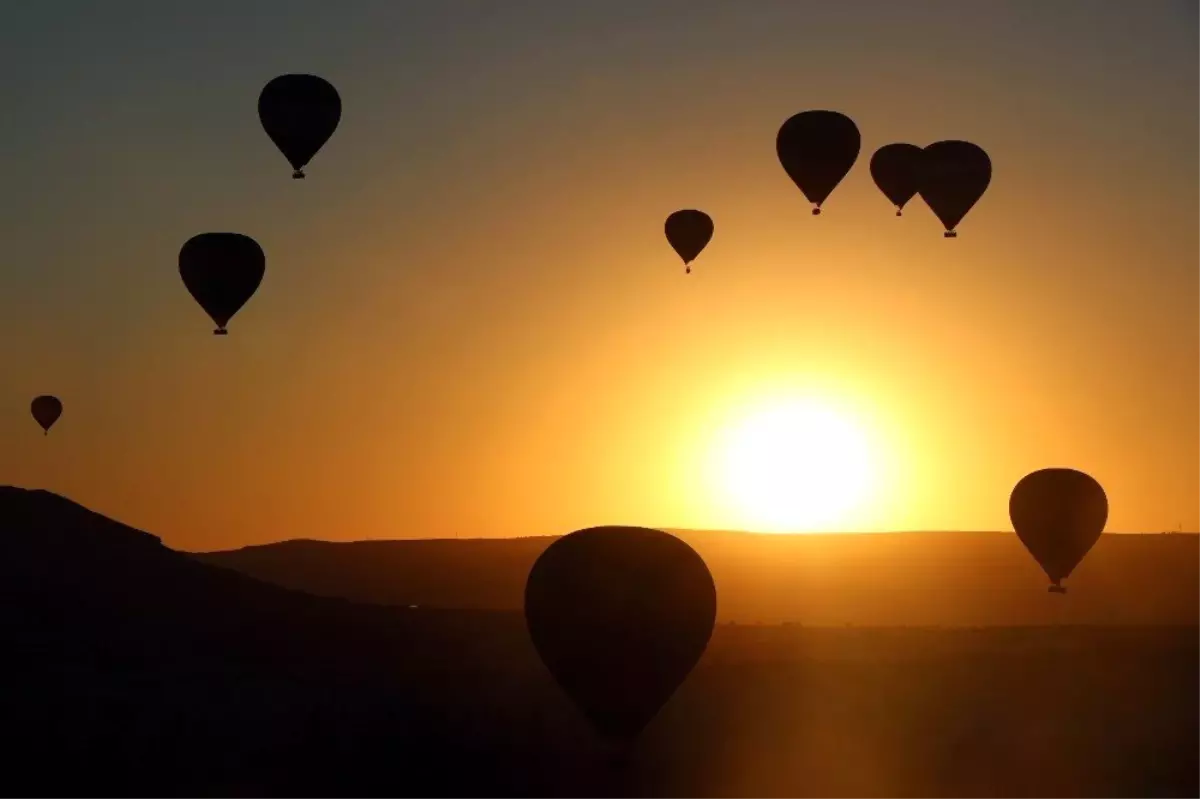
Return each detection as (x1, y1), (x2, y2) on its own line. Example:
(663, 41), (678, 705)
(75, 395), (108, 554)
(1, 1), (1196, 551)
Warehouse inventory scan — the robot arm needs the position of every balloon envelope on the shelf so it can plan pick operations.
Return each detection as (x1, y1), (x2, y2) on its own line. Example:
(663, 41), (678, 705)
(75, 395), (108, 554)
(1009, 468), (1108, 591)
(258, 74), (342, 178)
(917, 140), (991, 237)
(664, 210), (714, 273)
(776, 110), (861, 214)
(31, 395), (62, 434)
(869, 143), (924, 215)
(524, 526), (717, 741)
(178, 233), (266, 335)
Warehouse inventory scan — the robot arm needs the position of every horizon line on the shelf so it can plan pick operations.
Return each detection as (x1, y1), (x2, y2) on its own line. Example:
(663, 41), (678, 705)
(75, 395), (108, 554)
(191, 527), (1198, 554)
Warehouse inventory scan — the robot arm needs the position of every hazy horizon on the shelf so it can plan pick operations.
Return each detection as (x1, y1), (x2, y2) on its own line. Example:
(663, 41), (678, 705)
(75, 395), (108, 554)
(197, 525), (1195, 554)
(8, 482), (1196, 554)
(2, 1), (1196, 552)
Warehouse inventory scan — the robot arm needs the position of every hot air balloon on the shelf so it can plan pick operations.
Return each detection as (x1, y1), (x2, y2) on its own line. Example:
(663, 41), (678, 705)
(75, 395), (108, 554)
(869, 143), (924, 216)
(917, 140), (991, 237)
(179, 233), (265, 335)
(31, 395), (62, 435)
(1009, 468), (1108, 593)
(524, 526), (717, 743)
(664, 210), (713, 274)
(258, 74), (342, 179)
(776, 110), (861, 215)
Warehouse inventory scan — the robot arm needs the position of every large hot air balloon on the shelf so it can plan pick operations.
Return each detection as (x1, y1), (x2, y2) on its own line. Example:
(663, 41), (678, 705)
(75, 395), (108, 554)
(917, 140), (991, 237)
(776, 110), (861, 215)
(258, 74), (342, 179)
(1009, 468), (1108, 593)
(869, 143), (924, 216)
(31, 395), (62, 435)
(178, 233), (266, 335)
(524, 526), (717, 743)
(664, 210), (713, 274)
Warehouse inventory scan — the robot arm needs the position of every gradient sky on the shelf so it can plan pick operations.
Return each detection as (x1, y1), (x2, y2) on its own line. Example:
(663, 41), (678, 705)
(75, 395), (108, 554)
(1, 1), (1196, 551)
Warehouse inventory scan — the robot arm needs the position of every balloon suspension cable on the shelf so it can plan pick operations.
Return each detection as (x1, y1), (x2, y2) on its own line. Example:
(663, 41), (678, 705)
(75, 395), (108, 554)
(292, 169), (306, 180)
(944, 230), (957, 238)
(597, 739), (636, 795)
(213, 328), (229, 336)
(812, 206), (821, 216)
(604, 738), (635, 770)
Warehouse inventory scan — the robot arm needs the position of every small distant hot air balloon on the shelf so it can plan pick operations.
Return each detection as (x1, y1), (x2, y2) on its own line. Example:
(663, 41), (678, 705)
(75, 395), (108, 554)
(664, 210), (714, 274)
(1009, 468), (1108, 593)
(178, 233), (266, 335)
(776, 110), (861, 215)
(258, 74), (342, 179)
(31, 395), (62, 435)
(524, 526), (717, 744)
(869, 143), (924, 216)
(917, 140), (991, 237)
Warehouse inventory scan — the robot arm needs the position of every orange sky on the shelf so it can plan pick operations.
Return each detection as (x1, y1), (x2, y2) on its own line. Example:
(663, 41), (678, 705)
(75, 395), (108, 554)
(1, 2), (1196, 550)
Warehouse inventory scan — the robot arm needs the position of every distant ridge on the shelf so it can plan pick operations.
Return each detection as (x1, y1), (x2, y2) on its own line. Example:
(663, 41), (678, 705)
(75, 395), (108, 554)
(196, 535), (556, 614)
(197, 527), (1200, 627)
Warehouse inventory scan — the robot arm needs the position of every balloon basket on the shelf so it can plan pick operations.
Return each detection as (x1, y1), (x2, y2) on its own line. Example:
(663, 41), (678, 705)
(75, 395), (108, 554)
(944, 231), (957, 238)
(292, 170), (306, 180)
(213, 328), (229, 336)
(1048, 584), (1067, 594)
(811, 207), (821, 216)
(896, 210), (902, 217)
(601, 738), (635, 770)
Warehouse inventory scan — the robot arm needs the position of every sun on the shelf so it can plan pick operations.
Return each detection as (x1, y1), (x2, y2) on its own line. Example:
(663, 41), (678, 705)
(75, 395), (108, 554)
(713, 398), (875, 532)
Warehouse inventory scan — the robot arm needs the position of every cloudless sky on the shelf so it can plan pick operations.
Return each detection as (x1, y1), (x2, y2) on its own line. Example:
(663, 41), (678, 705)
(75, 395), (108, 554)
(1, 1), (1196, 550)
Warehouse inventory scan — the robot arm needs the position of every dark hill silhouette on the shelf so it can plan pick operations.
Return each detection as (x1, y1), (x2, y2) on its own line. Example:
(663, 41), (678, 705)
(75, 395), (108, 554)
(196, 529), (1199, 627)
(1, 486), (526, 675)
(0, 486), (553, 795)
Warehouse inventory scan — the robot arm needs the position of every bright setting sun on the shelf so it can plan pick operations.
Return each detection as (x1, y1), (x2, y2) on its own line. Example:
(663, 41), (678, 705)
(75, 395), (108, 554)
(713, 398), (875, 532)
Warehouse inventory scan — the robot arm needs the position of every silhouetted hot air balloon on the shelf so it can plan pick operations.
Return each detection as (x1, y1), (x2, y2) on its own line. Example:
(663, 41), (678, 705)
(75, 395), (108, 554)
(31, 395), (62, 435)
(870, 143), (924, 216)
(258, 74), (342, 179)
(917, 140), (991, 237)
(776, 110), (861, 215)
(664, 210), (714, 274)
(1009, 468), (1108, 593)
(179, 233), (265, 335)
(524, 526), (717, 743)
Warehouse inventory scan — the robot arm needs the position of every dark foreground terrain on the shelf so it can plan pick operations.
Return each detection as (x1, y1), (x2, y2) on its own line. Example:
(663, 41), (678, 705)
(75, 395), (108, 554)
(3, 487), (1196, 797)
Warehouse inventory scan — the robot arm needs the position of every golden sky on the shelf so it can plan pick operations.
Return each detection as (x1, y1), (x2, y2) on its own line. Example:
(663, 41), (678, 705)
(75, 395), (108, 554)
(1, 2), (1196, 550)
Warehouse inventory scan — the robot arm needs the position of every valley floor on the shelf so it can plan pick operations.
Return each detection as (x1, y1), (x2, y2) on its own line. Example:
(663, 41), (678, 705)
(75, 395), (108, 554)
(8, 624), (1197, 797)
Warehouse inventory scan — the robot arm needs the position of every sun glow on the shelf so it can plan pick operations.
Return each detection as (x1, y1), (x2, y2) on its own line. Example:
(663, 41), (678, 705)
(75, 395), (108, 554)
(713, 398), (875, 532)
